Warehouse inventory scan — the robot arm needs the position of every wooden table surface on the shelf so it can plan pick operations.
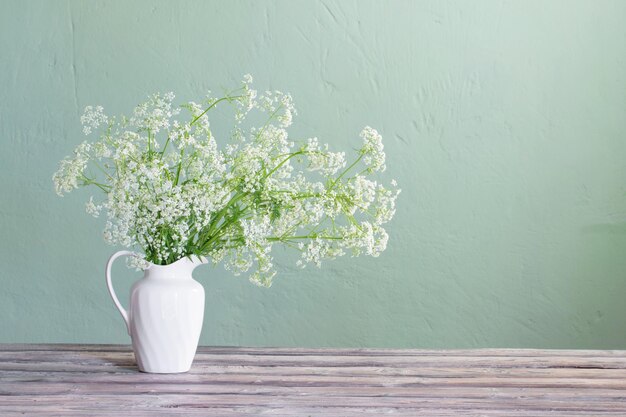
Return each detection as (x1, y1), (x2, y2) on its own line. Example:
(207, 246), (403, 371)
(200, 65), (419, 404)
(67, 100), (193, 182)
(2, 345), (626, 416)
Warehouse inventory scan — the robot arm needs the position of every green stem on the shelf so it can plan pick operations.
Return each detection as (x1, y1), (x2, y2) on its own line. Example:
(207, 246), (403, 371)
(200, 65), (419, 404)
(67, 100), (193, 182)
(196, 192), (247, 251)
(92, 160), (114, 181)
(174, 149), (184, 185)
(263, 151), (303, 180)
(267, 235), (343, 242)
(331, 153), (363, 189)
(161, 136), (171, 155)
(80, 175), (111, 193)
(255, 104), (283, 140)
(190, 95), (245, 126)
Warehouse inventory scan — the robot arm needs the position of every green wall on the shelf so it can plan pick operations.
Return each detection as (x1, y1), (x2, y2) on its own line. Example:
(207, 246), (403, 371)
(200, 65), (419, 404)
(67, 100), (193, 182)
(1, 0), (626, 348)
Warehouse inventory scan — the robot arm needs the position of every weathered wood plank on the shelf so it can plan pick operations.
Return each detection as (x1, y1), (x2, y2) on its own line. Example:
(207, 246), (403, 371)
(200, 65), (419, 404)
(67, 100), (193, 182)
(3, 406), (626, 417)
(3, 392), (626, 410)
(2, 344), (626, 416)
(6, 364), (626, 380)
(5, 382), (626, 403)
(3, 343), (626, 357)
(4, 350), (626, 369)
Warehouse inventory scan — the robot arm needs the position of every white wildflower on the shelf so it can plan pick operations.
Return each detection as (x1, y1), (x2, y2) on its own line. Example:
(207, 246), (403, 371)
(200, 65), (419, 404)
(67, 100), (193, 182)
(85, 196), (101, 217)
(53, 76), (399, 286)
(360, 126), (386, 172)
(81, 106), (108, 136)
(126, 253), (150, 271)
(307, 150), (346, 177)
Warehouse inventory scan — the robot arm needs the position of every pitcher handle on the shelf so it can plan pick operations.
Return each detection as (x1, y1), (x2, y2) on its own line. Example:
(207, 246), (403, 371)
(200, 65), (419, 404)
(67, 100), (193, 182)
(105, 250), (136, 335)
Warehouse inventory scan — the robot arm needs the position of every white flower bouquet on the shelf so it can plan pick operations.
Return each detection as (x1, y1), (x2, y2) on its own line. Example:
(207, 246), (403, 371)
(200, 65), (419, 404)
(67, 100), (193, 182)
(54, 75), (400, 287)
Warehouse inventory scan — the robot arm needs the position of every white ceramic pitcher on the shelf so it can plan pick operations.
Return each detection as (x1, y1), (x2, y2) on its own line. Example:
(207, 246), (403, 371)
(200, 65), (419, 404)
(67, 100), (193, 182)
(105, 251), (206, 373)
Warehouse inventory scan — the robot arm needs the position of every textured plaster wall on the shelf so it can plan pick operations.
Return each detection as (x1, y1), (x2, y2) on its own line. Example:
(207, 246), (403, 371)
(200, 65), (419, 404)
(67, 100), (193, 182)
(1, 0), (626, 348)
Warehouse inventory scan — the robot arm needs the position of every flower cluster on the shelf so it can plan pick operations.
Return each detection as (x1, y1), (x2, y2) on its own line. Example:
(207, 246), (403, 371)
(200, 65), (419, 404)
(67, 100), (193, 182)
(53, 76), (400, 287)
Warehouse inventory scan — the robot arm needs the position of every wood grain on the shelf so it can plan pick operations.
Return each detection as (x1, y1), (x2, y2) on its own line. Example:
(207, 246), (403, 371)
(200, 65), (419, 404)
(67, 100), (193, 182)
(1, 344), (626, 416)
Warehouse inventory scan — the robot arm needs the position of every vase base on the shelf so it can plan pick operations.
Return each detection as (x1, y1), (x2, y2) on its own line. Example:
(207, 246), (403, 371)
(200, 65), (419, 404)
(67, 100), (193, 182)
(138, 366), (192, 374)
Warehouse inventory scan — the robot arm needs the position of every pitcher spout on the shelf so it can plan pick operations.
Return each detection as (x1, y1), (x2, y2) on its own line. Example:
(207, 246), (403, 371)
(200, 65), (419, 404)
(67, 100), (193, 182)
(186, 255), (209, 272)
(146, 255), (208, 279)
